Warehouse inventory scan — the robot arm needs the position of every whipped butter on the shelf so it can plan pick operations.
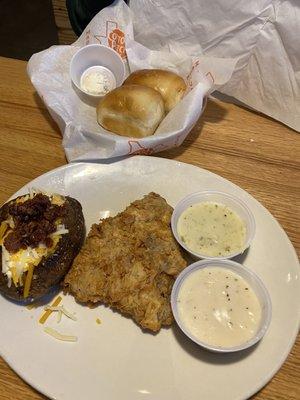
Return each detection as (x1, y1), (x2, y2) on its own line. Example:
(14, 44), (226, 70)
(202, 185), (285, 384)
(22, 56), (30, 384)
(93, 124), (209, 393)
(80, 66), (116, 96)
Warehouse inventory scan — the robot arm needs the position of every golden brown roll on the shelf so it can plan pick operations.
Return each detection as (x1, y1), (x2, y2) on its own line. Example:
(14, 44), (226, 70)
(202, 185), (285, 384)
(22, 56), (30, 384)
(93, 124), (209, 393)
(123, 69), (187, 113)
(97, 84), (165, 138)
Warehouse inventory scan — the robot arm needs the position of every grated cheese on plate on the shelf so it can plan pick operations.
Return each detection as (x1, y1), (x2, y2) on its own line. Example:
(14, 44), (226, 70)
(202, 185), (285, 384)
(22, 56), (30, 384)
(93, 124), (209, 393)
(44, 326), (77, 342)
(39, 296), (62, 324)
(44, 305), (77, 322)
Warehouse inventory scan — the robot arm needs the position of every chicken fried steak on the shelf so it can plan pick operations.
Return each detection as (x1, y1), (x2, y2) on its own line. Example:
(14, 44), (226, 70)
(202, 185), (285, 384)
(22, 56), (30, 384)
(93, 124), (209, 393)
(64, 192), (187, 332)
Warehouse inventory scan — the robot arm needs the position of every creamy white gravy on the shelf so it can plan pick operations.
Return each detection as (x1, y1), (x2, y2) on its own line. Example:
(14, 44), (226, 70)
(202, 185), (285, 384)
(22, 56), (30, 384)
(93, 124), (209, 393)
(177, 201), (246, 257)
(177, 267), (262, 347)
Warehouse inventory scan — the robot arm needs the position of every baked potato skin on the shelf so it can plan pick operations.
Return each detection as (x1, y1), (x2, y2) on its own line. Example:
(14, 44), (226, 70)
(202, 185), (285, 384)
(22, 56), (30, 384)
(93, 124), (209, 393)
(0, 196), (85, 302)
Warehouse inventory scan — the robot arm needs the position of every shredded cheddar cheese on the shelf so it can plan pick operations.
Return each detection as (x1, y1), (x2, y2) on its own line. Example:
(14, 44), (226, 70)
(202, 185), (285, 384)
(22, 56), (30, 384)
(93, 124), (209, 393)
(0, 222), (8, 244)
(96, 318), (101, 325)
(57, 310), (62, 323)
(15, 195), (30, 204)
(11, 266), (18, 287)
(26, 302), (40, 310)
(39, 296), (62, 324)
(43, 326), (77, 342)
(23, 264), (34, 298)
(43, 305), (77, 322)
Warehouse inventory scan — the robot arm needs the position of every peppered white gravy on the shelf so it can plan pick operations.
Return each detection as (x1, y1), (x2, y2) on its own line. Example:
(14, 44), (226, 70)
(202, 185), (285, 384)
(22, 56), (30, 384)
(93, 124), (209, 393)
(177, 201), (246, 257)
(177, 267), (262, 347)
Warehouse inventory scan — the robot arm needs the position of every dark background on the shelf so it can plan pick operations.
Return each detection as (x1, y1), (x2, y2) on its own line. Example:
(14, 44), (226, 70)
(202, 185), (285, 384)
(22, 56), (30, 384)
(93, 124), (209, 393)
(0, 0), (58, 60)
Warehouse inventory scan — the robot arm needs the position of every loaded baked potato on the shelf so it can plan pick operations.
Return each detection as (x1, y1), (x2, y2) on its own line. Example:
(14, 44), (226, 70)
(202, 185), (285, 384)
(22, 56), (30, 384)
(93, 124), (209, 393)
(0, 191), (85, 302)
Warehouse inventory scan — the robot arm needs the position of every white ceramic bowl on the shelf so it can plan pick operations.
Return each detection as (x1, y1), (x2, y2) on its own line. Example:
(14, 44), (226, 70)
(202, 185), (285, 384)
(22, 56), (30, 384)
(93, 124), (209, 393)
(171, 190), (256, 260)
(70, 44), (125, 100)
(171, 259), (272, 353)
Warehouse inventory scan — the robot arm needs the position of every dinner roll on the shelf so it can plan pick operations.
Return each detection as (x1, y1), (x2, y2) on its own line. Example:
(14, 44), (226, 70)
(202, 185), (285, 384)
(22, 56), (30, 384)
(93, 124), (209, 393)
(97, 85), (165, 138)
(123, 69), (187, 113)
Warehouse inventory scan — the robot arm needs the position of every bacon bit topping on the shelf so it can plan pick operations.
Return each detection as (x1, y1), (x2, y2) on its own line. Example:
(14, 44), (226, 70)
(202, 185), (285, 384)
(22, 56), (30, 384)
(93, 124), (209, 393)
(4, 194), (65, 253)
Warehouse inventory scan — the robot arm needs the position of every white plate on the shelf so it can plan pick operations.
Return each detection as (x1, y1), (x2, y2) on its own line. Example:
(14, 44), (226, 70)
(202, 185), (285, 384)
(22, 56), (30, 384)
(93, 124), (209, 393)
(0, 156), (299, 400)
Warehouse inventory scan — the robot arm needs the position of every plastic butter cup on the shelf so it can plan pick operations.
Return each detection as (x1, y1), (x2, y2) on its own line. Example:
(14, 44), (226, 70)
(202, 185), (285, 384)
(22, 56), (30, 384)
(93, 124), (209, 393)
(171, 259), (272, 353)
(171, 190), (256, 260)
(70, 44), (125, 102)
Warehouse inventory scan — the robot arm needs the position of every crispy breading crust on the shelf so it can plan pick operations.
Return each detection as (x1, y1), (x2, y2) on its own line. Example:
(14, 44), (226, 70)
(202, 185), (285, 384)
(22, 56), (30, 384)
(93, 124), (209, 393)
(64, 192), (187, 332)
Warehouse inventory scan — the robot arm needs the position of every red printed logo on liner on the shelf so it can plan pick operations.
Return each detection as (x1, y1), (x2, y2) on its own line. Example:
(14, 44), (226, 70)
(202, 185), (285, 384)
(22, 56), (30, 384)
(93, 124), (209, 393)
(108, 29), (126, 59)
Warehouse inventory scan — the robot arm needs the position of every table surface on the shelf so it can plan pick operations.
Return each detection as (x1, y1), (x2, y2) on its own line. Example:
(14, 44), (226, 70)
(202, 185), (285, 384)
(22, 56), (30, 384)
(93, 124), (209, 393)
(0, 56), (299, 400)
